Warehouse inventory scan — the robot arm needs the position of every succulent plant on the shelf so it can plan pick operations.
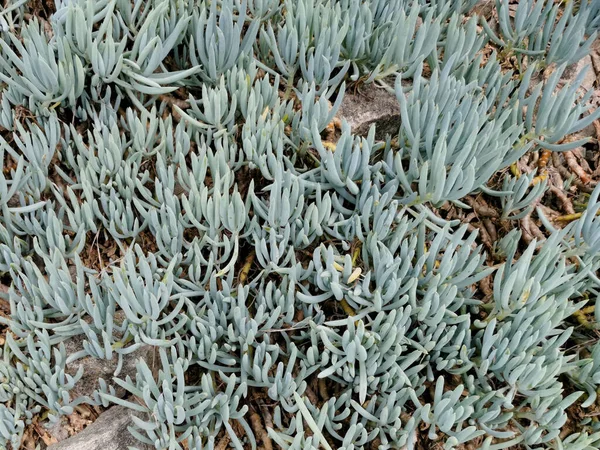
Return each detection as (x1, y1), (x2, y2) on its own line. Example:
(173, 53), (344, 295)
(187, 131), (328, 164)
(0, 1), (599, 450)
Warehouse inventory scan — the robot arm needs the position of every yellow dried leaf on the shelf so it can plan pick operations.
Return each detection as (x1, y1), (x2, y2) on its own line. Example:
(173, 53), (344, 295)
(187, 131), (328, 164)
(347, 267), (362, 283)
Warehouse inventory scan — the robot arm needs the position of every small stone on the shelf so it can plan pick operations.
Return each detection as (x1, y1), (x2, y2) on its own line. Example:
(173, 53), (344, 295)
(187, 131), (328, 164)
(338, 83), (400, 139)
(47, 406), (152, 450)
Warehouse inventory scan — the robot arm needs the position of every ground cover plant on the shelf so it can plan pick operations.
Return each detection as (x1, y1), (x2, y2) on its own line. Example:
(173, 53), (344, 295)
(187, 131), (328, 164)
(0, 0), (600, 449)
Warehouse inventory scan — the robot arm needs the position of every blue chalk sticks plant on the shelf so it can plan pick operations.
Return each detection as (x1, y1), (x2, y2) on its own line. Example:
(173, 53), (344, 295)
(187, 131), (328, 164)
(0, 0), (600, 449)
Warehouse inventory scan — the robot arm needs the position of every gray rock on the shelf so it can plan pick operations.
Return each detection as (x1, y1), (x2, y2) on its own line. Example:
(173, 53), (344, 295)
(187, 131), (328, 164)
(524, 39), (600, 142)
(45, 416), (71, 443)
(471, 0), (495, 18)
(65, 335), (153, 400)
(338, 83), (400, 139)
(47, 406), (152, 450)
(560, 55), (598, 92)
(560, 49), (600, 141)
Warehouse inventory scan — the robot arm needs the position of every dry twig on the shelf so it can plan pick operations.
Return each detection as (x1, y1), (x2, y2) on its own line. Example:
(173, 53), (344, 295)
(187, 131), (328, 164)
(549, 185), (575, 215)
(250, 411), (273, 450)
(564, 150), (591, 184)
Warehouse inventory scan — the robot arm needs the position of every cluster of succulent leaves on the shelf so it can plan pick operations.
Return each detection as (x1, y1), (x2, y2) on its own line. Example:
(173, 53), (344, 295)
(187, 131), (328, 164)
(0, 0), (600, 449)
